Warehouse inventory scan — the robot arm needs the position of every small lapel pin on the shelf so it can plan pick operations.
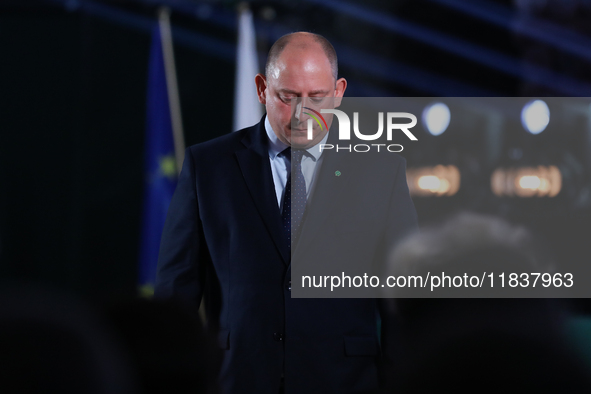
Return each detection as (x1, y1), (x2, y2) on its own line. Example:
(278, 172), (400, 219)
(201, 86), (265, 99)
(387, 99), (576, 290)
(335, 170), (341, 176)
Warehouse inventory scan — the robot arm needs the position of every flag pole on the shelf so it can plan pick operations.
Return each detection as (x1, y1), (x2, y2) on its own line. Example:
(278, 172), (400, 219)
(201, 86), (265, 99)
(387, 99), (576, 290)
(233, 2), (263, 132)
(158, 7), (185, 174)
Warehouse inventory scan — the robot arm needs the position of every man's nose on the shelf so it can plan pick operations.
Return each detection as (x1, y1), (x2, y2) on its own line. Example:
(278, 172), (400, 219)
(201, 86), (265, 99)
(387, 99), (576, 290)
(294, 98), (303, 121)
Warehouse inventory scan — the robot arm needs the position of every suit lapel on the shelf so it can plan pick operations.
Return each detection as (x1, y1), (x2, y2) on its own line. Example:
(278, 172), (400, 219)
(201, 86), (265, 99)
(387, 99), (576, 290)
(235, 119), (290, 265)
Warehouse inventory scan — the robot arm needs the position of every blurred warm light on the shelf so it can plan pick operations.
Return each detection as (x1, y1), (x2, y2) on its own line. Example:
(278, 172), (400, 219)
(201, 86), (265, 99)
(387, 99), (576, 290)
(418, 175), (440, 190)
(491, 166), (561, 197)
(521, 100), (550, 134)
(407, 165), (460, 197)
(519, 175), (541, 190)
(422, 102), (450, 136)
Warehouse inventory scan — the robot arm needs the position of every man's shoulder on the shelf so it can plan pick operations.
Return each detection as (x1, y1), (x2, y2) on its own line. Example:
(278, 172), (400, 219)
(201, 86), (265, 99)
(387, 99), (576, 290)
(326, 133), (407, 169)
(340, 146), (407, 169)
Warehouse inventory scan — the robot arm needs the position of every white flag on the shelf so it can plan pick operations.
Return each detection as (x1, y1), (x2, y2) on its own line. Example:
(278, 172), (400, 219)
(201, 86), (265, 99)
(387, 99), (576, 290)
(233, 5), (263, 132)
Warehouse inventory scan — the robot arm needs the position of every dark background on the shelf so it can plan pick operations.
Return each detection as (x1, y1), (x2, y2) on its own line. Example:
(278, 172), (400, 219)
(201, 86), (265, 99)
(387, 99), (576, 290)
(1, 0), (591, 305)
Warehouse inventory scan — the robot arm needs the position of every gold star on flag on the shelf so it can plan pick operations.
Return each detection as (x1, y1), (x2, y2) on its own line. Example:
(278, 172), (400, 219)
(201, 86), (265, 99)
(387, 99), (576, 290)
(158, 155), (177, 180)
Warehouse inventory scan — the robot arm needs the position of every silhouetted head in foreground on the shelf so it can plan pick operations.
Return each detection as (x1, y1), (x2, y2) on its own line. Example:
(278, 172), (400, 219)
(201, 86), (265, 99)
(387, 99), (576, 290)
(381, 213), (591, 393)
(0, 284), (136, 394)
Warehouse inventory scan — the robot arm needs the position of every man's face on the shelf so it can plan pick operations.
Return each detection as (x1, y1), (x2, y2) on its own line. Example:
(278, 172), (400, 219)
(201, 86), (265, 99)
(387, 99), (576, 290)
(255, 42), (347, 149)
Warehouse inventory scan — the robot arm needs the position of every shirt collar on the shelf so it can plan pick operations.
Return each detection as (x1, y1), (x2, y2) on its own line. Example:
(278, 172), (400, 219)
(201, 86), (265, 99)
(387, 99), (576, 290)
(265, 116), (289, 160)
(265, 116), (330, 161)
(306, 130), (329, 162)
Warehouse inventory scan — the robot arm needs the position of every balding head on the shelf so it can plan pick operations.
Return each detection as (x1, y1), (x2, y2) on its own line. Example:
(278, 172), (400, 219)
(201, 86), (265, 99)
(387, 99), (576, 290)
(265, 32), (338, 81)
(255, 31), (346, 148)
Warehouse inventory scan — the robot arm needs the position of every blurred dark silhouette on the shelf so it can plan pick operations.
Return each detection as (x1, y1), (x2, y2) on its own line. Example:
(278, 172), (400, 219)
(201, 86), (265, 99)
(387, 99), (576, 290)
(0, 283), (137, 394)
(104, 298), (221, 394)
(387, 298), (591, 393)
(380, 213), (591, 393)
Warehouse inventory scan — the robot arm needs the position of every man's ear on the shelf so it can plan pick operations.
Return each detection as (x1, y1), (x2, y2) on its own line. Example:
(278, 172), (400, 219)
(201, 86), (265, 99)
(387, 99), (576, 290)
(334, 77), (347, 107)
(255, 74), (267, 105)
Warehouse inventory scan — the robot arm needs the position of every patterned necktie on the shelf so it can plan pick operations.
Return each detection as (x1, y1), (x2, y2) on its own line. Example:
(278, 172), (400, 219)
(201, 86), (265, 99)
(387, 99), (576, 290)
(281, 148), (307, 253)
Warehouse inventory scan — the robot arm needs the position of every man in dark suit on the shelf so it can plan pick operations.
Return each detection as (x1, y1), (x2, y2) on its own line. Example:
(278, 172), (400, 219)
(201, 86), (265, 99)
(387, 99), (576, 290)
(155, 32), (418, 394)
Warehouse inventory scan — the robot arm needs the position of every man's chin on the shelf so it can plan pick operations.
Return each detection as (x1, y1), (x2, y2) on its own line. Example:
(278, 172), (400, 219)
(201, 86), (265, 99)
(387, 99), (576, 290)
(290, 138), (318, 150)
(289, 130), (325, 149)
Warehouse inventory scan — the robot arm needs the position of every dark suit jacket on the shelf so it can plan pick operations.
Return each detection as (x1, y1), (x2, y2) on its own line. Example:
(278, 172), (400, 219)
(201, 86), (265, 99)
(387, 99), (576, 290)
(155, 117), (418, 394)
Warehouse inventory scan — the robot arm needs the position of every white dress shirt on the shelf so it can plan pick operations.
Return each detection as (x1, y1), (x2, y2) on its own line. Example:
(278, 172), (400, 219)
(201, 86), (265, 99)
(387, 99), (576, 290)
(265, 116), (329, 211)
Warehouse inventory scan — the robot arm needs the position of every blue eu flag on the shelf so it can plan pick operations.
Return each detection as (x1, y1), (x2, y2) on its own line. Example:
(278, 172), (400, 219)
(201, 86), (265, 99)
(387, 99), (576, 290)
(139, 24), (178, 296)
